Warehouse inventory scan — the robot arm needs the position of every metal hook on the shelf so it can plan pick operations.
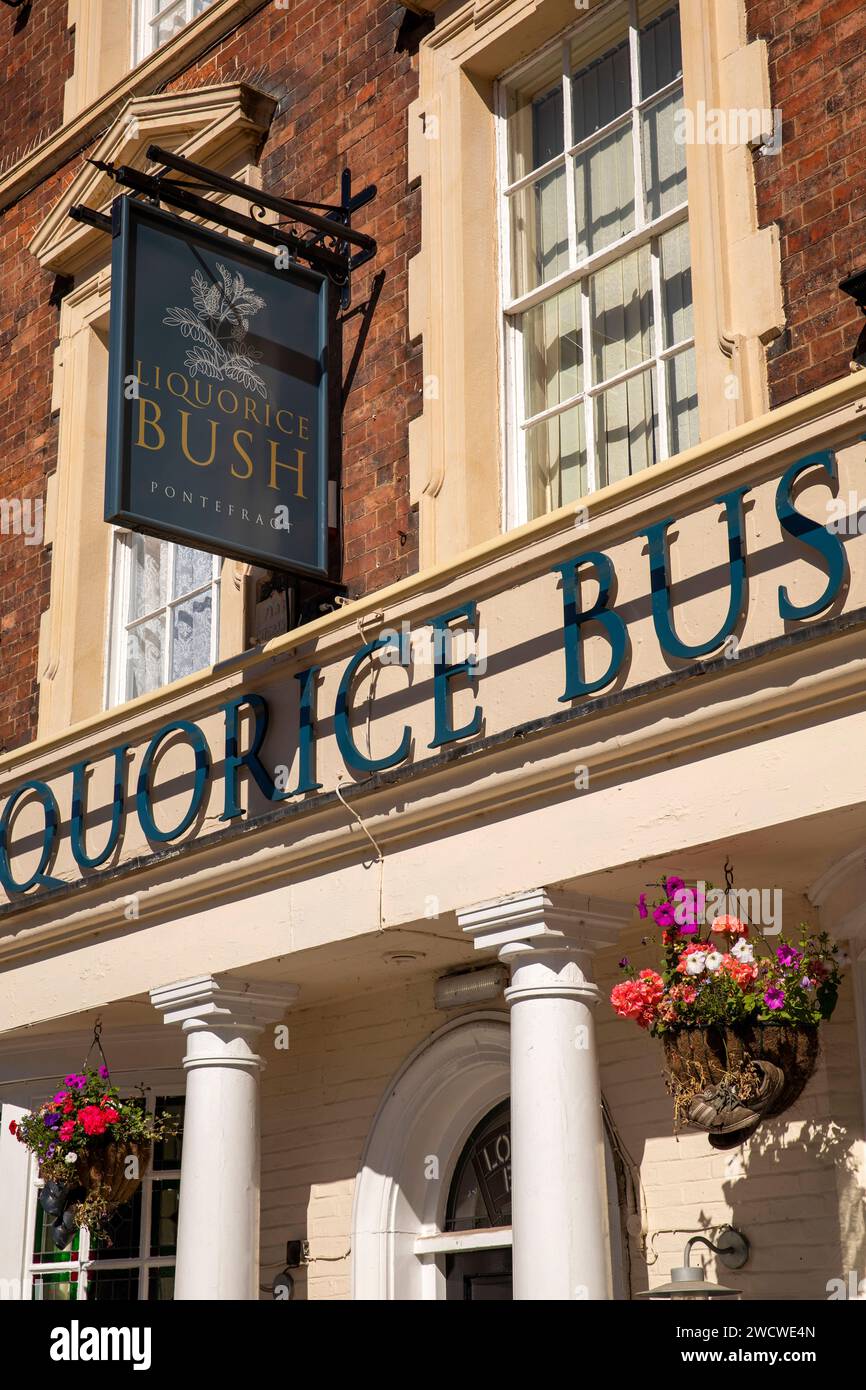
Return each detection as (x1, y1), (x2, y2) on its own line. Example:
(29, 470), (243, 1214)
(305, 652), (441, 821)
(724, 857), (734, 891)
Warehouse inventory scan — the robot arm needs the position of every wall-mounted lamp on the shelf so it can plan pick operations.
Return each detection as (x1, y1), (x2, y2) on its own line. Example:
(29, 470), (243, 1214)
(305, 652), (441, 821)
(636, 1227), (750, 1300)
(839, 270), (866, 368)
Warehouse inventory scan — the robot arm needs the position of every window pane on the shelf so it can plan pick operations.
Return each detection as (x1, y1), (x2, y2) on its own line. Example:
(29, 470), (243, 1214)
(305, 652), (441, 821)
(667, 348), (699, 454)
(571, 36), (631, 141)
(33, 1202), (80, 1263)
(150, 1181), (180, 1257)
(506, 50), (564, 182)
(595, 369), (657, 487)
(659, 221), (693, 346)
(126, 616), (166, 699)
(640, 3), (683, 97)
(32, 1272), (78, 1301)
(173, 545), (214, 598)
(87, 1268), (141, 1301)
(148, 1267), (176, 1300)
(171, 592), (213, 681)
(589, 244), (653, 383)
(642, 85), (687, 220)
(154, 0), (189, 49)
(574, 122), (635, 258)
(127, 534), (167, 621)
(91, 1187), (143, 1263)
(153, 1097), (184, 1170)
(521, 286), (582, 419)
(525, 407), (586, 519)
(510, 165), (569, 297)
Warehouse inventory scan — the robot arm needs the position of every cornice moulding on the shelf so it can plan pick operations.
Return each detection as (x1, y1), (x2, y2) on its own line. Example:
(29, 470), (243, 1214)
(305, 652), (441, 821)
(29, 83), (276, 276)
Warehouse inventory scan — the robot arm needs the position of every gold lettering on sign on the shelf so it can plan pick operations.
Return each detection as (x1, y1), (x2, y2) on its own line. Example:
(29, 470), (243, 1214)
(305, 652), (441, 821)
(269, 442), (306, 498)
(231, 430), (255, 480)
(136, 398), (165, 451)
(180, 412), (218, 468)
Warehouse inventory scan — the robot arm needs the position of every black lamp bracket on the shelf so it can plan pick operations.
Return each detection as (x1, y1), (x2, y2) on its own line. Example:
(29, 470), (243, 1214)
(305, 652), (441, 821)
(685, 1227), (750, 1271)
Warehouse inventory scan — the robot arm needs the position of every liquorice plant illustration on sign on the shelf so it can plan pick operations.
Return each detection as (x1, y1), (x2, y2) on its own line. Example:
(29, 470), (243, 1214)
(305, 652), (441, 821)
(163, 263), (268, 397)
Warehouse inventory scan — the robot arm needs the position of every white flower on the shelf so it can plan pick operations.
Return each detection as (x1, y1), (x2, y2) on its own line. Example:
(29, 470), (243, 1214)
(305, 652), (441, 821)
(685, 952), (707, 976)
(705, 951), (724, 973)
(731, 938), (754, 963)
(64, 1152), (78, 1165)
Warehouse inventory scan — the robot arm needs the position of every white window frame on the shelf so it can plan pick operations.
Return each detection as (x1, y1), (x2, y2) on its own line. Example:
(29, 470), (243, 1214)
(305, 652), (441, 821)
(131, 0), (215, 66)
(24, 1088), (184, 1303)
(104, 529), (222, 710)
(497, 0), (694, 529)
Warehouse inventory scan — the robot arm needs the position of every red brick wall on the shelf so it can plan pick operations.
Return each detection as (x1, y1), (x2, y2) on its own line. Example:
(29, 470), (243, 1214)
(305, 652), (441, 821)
(747, 0), (866, 405)
(0, 1), (420, 753)
(0, 1), (74, 163)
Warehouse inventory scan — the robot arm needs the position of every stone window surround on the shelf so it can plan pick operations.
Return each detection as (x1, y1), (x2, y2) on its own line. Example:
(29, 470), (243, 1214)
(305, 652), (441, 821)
(407, 0), (785, 569)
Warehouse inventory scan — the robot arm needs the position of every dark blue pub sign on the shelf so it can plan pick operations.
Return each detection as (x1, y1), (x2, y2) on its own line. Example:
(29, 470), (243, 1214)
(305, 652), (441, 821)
(105, 197), (329, 576)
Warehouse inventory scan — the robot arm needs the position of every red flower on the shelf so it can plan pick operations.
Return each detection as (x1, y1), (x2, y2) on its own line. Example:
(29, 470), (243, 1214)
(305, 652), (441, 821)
(101, 1107), (119, 1125)
(78, 1105), (110, 1137)
(8, 1120), (17, 1136)
(58, 1121), (75, 1142)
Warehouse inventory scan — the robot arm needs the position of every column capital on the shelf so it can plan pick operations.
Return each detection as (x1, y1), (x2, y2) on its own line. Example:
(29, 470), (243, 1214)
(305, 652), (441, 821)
(458, 888), (631, 956)
(150, 974), (299, 1032)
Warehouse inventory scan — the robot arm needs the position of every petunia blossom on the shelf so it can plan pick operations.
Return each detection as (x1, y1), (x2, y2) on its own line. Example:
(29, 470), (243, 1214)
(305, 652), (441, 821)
(763, 986), (785, 1011)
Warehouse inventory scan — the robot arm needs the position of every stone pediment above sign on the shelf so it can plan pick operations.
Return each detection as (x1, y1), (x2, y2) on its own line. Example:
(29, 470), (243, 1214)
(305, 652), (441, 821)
(30, 83), (277, 278)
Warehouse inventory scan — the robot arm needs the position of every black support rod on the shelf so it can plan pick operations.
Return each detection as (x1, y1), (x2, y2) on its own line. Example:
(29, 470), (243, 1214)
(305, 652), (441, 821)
(146, 145), (376, 253)
(94, 162), (349, 277)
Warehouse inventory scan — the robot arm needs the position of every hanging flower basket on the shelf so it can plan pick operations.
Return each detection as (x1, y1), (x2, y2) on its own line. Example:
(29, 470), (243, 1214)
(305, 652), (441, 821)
(9, 1039), (177, 1248)
(610, 872), (844, 1147)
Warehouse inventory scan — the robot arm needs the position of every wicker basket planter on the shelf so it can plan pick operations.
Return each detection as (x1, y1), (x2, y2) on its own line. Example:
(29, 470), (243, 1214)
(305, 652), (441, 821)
(662, 1023), (820, 1144)
(75, 1140), (151, 1211)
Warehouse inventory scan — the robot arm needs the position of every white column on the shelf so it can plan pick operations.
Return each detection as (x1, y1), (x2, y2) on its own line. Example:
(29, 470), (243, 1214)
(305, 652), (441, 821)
(150, 974), (298, 1301)
(459, 889), (630, 1301)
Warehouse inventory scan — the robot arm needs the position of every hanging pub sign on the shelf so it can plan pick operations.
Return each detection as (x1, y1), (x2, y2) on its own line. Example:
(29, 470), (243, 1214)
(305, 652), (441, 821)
(105, 196), (329, 577)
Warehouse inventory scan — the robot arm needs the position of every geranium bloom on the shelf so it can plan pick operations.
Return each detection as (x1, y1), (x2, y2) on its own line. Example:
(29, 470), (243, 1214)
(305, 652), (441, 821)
(78, 1106), (110, 1137)
(711, 914), (748, 936)
(721, 954), (758, 988)
(763, 986), (785, 1011)
(610, 970), (665, 1029)
(58, 1121), (75, 1142)
(776, 944), (802, 969)
(101, 1108), (119, 1125)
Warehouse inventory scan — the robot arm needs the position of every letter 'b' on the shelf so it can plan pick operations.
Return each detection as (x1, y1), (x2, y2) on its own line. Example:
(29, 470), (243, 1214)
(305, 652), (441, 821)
(554, 552), (626, 702)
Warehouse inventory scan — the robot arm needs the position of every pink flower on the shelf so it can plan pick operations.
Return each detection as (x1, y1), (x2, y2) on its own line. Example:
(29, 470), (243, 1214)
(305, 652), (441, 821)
(665, 876), (685, 897)
(637, 893), (649, 919)
(763, 986), (785, 1011)
(610, 970), (665, 1030)
(58, 1121), (75, 1142)
(711, 914), (748, 936)
(653, 904), (675, 928)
